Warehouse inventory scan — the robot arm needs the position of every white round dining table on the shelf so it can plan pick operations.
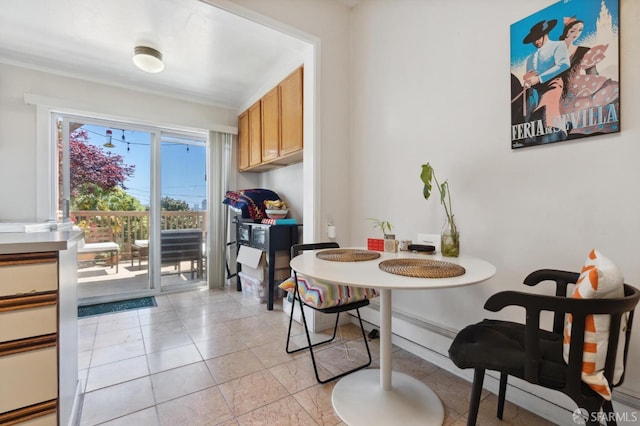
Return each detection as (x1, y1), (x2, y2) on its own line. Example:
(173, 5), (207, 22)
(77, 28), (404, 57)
(289, 248), (496, 426)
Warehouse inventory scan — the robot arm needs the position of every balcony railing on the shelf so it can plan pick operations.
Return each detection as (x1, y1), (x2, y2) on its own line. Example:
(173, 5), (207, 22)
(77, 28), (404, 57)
(72, 210), (207, 259)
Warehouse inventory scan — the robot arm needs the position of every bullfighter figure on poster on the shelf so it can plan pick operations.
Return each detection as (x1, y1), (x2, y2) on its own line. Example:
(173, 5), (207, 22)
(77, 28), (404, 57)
(510, 0), (619, 149)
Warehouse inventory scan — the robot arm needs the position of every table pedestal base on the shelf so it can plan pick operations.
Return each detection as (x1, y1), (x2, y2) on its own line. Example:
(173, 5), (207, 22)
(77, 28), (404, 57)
(332, 369), (444, 426)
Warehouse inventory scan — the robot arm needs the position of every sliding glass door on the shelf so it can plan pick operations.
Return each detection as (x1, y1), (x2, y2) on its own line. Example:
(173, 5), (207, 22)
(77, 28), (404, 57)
(159, 133), (208, 291)
(56, 114), (208, 303)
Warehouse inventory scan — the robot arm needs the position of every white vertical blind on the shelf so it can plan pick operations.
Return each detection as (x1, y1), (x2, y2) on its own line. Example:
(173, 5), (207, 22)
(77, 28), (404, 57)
(207, 130), (232, 288)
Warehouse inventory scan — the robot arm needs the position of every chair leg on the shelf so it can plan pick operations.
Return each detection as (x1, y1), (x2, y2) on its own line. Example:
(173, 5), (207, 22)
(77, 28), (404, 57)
(284, 290), (372, 383)
(497, 372), (508, 420)
(285, 294), (340, 355)
(467, 368), (485, 426)
(303, 303), (325, 383)
(354, 307), (373, 366)
(602, 400), (617, 426)
(111, 250), (118, 273)
(287, 290), (326, 383)
(307, 307), (372, 384)
(285, 294), (297, 354)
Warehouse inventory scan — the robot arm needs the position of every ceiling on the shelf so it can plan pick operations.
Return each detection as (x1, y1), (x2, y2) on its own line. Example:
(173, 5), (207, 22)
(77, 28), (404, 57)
(0, 0), (312, 109)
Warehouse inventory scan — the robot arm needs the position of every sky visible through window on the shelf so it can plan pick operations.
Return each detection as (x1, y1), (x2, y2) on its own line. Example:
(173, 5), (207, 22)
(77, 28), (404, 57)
(80, 124), (206, 209)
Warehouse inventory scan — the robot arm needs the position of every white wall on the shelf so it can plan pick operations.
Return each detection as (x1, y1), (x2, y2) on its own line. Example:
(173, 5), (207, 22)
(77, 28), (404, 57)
(0, 62), (237, 221)
(349, 0), (640, 411)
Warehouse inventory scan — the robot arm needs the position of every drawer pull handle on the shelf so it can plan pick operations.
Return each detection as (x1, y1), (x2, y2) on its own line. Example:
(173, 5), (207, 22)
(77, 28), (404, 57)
(0, 399), (57, 425)
(0, 252), (57, 266)
(0, 292), (57, 312)
(0, 334), (57, 357)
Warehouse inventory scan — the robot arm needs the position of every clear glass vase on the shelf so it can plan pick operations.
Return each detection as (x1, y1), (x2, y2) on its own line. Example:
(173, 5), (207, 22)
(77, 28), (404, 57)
(441, 216), (460, 257)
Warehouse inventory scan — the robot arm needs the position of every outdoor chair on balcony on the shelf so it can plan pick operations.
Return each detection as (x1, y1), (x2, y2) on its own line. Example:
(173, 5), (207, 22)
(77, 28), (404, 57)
(131, 239), (149, 269)
(78, 227), (120, 273)
(160, 229), (203, 279)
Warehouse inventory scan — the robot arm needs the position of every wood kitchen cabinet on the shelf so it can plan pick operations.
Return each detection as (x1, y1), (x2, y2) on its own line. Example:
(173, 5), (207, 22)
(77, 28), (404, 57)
(0, 231), (82, 426)
(279, 67), (303, 156)
(261, 86), (280, 163)
(238, 110), (249, 171)
(237, 66), (303, 172)
(248, 101), (262, 168)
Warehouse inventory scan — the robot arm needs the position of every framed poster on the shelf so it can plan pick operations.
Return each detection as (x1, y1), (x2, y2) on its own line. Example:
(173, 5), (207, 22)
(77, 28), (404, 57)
(510, 0), (619, 149)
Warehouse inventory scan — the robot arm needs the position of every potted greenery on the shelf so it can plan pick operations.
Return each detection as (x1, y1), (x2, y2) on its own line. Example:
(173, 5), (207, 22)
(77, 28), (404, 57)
(420, 163), (459, 257)
(367, 218), (395, 251)
(367, 218), (394, 238)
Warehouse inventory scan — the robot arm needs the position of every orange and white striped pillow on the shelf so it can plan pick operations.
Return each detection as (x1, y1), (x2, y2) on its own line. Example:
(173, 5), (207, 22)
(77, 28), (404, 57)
(563, 249), (625, 400)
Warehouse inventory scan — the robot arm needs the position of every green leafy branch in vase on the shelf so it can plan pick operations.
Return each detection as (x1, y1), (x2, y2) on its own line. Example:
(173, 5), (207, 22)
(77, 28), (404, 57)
(420, 163), (459, 256)
(420, 163), (454, 223)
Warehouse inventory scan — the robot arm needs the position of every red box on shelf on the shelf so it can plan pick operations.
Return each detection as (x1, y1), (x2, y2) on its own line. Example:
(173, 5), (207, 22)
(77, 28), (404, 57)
(367, 238), (384, 251)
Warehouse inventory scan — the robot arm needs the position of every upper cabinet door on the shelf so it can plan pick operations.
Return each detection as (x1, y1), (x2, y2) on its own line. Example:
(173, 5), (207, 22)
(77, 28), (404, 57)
(279, 67), (303, 156)
(261, 87), (280, 163)
(248, 101), (262, 167)
(238, 111), (249, 171)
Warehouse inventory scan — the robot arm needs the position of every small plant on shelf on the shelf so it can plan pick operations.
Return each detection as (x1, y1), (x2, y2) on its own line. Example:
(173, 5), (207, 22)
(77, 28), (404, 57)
(366, 218), (394, 252)
(367, 218), (394, 238)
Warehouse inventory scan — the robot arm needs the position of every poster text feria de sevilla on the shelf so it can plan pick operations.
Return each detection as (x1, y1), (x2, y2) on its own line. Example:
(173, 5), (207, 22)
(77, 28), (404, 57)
(510, 0), (619, 149)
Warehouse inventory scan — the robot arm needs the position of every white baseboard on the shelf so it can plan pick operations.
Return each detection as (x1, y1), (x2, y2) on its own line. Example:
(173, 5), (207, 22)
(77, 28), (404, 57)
(353, 304), (640, 425)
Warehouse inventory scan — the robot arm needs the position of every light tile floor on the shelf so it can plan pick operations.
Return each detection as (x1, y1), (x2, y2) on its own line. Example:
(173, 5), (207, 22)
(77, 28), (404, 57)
(77, 287), (554, 425)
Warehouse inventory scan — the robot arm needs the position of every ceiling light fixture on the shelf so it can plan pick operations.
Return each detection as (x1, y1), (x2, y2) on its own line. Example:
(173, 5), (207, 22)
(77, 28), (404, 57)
(133, 45), (164, 73)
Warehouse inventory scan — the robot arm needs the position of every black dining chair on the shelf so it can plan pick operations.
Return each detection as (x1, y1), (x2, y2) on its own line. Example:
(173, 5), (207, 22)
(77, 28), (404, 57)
(284, 242), (378, 383)
(448, 269), (640, 426)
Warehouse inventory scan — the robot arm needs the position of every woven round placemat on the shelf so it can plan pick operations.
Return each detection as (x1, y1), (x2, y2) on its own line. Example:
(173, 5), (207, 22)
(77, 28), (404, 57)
(316, 249), (381, 262)
(378, 258), (466, 278)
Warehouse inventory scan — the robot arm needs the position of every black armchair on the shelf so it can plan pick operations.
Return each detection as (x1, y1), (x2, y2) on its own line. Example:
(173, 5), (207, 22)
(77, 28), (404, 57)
(448, 269), (640, 426)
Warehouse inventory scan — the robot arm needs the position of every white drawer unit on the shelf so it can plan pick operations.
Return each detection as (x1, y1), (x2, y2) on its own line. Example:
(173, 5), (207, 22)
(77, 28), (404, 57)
(0, 252), (60, 425)
(0, 256), (57, 297)
(0, 345), (58, 413)
(0, 299), (57, 342)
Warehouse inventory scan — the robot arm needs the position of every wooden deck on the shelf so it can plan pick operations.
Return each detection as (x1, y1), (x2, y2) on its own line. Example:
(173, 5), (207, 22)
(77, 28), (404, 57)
(77, 258), (207, 300)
